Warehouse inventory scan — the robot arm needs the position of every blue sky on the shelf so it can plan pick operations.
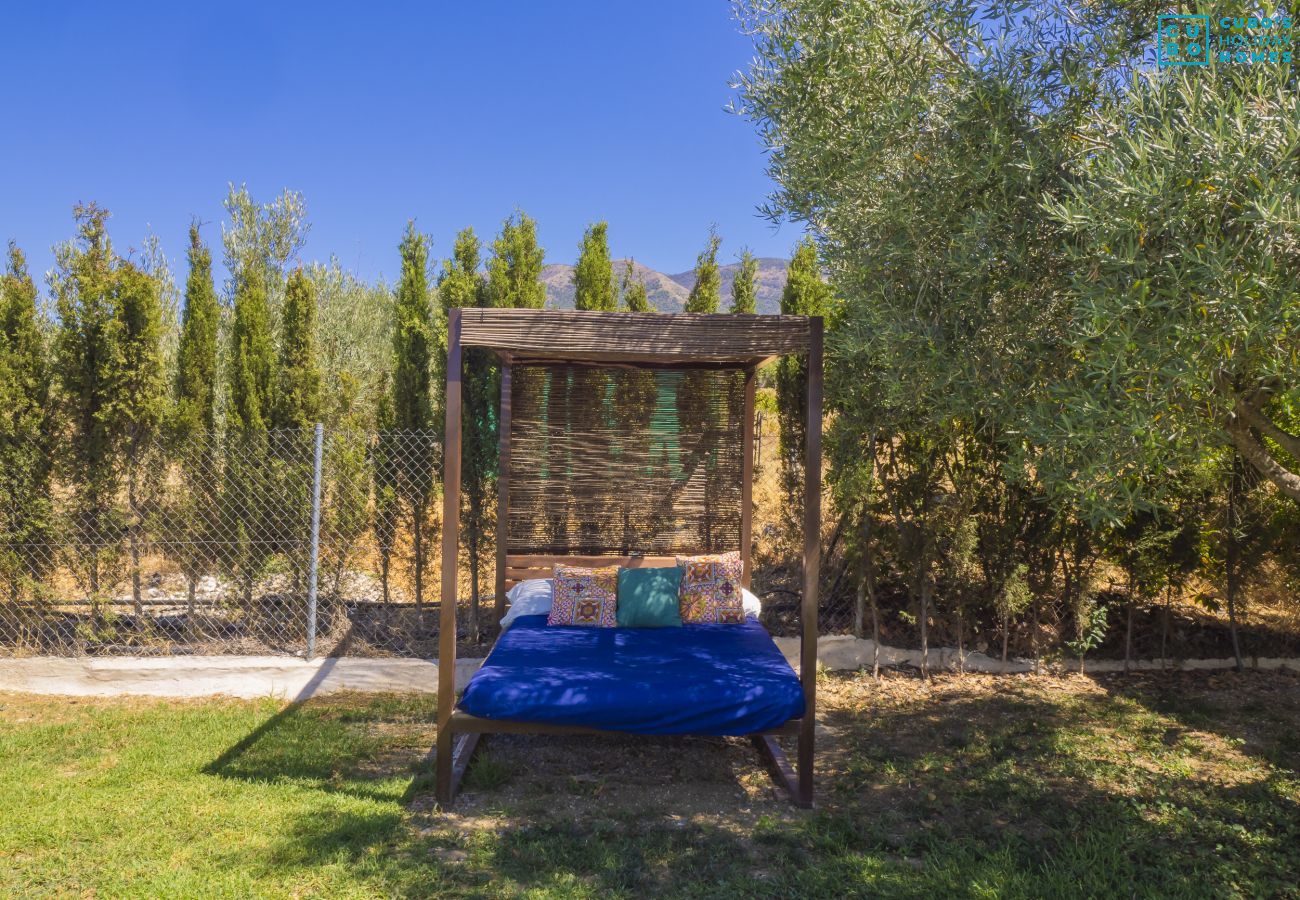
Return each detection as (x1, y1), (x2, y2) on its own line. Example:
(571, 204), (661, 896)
(0, 1), (800, 289)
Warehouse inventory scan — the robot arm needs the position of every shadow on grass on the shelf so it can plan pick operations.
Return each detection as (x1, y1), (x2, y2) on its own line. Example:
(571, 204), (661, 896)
(204, 656), (439, 806)
(1096, 668), (1300, 772)
(810, 677), (1300, 897)
(198, 671), (1300, 897)
(437, 679), (1297, 897)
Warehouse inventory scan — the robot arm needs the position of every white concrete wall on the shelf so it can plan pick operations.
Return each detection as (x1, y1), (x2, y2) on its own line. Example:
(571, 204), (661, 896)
(2, 637), (1295, 700)
(0, 655), (481, 700)
(772, 635), (1300, 675)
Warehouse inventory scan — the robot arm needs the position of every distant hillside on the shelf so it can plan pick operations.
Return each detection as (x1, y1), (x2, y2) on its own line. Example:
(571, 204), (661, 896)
(542, 257), (788, 314)
(667, 257), (789, 315)
(541, 260), (690, 312)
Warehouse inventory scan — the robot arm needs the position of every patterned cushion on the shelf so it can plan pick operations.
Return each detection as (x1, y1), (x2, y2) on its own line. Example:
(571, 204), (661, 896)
(676, 551), (745, 624)
(547, 564), (619, 627)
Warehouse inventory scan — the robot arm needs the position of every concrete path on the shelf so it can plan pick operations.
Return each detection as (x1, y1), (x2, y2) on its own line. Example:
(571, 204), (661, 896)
(0, 655), (482, 700)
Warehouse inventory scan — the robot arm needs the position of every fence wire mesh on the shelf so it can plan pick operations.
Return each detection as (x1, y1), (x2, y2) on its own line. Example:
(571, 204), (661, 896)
(1, 424), (833, 658)
(0, 428), (457, 657)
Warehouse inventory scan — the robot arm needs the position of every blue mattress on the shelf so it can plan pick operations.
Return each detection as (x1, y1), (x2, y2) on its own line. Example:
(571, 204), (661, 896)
(458, 615), (805, 735)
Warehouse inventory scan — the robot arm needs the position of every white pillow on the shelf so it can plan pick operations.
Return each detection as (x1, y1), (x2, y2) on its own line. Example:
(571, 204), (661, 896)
(500, 578), (554, 630)
(500, 578), (762, 629)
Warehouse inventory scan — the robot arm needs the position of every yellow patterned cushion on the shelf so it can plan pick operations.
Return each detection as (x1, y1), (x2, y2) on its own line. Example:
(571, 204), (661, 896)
(676, 551), (745, 624)
(548, 564), (619, 627)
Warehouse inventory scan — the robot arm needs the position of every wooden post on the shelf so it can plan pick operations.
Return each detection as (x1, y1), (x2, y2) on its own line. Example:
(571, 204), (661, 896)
(436, 309), (463, 806)
(495, 358), (513, 629)
(740, 365), (756, 588)
(798, 316), (823, 807)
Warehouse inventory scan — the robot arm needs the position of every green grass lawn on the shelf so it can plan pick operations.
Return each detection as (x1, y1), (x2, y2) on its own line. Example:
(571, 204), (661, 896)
(1, 670), (1297, 898)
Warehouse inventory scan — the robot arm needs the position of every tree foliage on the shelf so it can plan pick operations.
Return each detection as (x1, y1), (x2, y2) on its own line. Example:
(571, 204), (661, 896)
(736, 0), (1296, 664)
(437, 226), (482, 394)
(573, 221), (617, 312)
(1039, 66), (1300, 511)
(226, 261), (274, 434)
(169, 225), (221, 610)
(173, 224), (220, 438)
(730, 249), (758, 314)
(684, 227), (722, 313)
(392, 222), (436, 434)
(51, 205), (167, 602)
(221, 184), (309, 322)
(619, 260), (652, 313)
(272, 267), (321, 430)
(113, 259), (167, 616)
(0, 243), (54, 601)
(391, 221), (437, 619)
(462, 240), (497, 642)
(309, 259), (391, 426)
(775, 237), (831, 533)
(486, 212), (545, 309)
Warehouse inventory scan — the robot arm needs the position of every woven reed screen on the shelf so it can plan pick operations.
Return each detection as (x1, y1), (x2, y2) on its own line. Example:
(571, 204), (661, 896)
(507, 363), (745, 555)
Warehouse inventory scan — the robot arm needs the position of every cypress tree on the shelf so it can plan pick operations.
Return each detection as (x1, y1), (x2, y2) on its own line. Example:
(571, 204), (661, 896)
(776, 237), (832, 535)
(393, 222), (435, 432)
(0, 243), (54, 603)
(681, 227), (725, 542)
(227, 261), (274, 433)
(371, 384), (400, 615)
(171, 224), (220, 622)
(573, 221), (616, 312)
(437, 227), (482, 383)
(442, 226), (493, 641)
(392, 221), (436, 625)
(113, 260), (166, 618)
(272, 267), (321, 429)
(486, 212), (545, 309)
(269, 265), (321, 606)
(570, 221), (617, 546)
(475, 214), (548, 631)
(619, 260), (652, 313)
(53, 203), (125, 605)
(685, 227), (723, 313)
(224, 258), (276, 607)
(730, 249), (759, 314)
(174, 224), (219, 437)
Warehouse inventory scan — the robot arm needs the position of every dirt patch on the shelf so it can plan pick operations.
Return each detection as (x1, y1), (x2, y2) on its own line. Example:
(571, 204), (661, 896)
(443, 731), (804, 832)
(426, 667), (1300, 841)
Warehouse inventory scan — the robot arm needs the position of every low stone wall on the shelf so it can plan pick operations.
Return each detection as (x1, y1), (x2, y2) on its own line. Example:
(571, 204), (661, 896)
(2, 637), (1296, 700)
(772, 635), (1300, 675)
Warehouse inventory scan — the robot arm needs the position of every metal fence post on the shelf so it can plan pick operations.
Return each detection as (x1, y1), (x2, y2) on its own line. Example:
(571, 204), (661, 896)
(306, 422), (324, 659)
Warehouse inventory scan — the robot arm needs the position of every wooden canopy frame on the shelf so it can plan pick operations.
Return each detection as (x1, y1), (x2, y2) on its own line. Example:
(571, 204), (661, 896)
(436, 309), (823, 807)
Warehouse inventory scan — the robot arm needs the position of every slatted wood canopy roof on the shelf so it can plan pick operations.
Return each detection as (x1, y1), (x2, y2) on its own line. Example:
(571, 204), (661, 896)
(437, 308), (823, 808)
(458, 308), (815, 365)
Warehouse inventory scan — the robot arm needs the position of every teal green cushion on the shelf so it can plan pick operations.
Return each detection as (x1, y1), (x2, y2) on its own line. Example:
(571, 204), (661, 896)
(616, 566), (684, 628)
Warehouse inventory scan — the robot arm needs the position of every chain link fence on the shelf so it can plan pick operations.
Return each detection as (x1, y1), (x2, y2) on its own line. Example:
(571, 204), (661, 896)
(1, 424), (839, 658)
(0, 428), (467, 658)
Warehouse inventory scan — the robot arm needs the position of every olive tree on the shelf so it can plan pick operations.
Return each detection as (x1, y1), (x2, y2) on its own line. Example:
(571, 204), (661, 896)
(1039, 66), (1300, 515)
(734, 0), (1155, 652)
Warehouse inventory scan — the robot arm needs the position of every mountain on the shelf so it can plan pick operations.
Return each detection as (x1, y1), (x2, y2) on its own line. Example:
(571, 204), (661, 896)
(668, 258), (790, 315)
(540, 259), (690, 312)
(541, 257), (788, 314)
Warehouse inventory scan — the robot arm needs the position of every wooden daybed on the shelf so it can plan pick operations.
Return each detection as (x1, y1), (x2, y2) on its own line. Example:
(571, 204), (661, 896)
(436, 308), (823, 807)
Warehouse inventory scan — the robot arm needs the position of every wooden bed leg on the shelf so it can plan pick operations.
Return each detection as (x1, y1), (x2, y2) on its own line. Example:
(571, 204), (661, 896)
(450, 732), (481, 800)
(436, 724), (482, 809)
(435, 721), (455, 807)
(752, 734), (810, 809)
(797, 719), (815, 808)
